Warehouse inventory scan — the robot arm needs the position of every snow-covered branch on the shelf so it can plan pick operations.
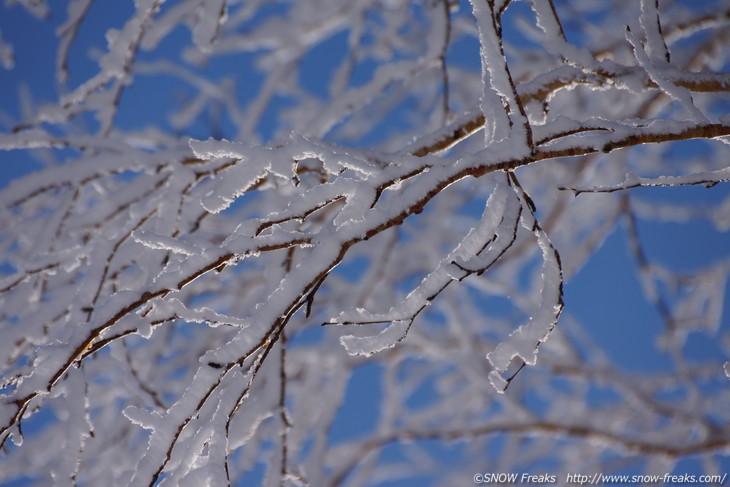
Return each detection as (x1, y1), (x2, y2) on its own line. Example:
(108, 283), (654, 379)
(1, 1), (729, 485)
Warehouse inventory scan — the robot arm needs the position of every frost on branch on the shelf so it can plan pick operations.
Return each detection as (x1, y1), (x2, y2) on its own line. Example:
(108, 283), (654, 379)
(1, 0), (730, 486)
(486, 175), (563, 391)
(335, 179), (521, 357)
